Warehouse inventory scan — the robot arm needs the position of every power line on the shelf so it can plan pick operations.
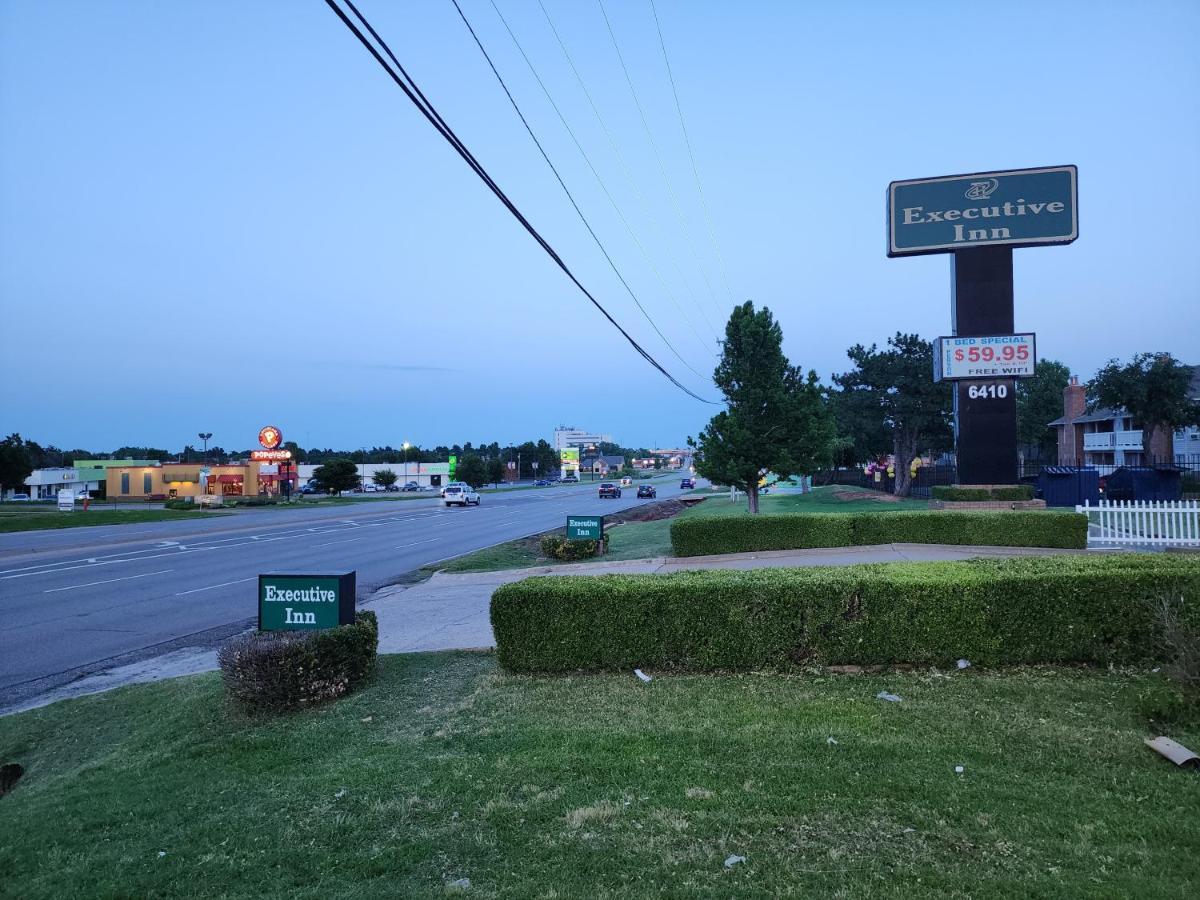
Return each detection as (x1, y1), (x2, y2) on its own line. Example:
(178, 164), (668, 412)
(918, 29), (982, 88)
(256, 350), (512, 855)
(535, 0), (721, 342)
(448, 0), (710, 381)
(323, 0), (715, 403)
(485, 0), (717, 361)
(596, 0), (726, 327)
(649, 0), (736, 309)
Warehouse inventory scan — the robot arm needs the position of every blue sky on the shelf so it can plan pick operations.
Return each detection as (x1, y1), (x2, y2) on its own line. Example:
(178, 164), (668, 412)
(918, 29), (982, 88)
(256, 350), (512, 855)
(2, 0), (1197, 452)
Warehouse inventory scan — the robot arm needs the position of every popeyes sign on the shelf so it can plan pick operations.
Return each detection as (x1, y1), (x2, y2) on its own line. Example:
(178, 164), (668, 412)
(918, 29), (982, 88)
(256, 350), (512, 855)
(259, 425), (283, 450)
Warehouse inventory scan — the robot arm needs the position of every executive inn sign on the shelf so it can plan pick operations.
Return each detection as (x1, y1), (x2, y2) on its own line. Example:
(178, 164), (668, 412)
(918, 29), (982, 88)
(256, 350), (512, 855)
(887, 166), (1078, 485)
(888, 166), (1077, 256)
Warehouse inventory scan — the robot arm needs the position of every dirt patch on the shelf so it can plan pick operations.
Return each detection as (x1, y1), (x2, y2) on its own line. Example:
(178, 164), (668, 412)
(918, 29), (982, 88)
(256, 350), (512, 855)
(831, 488), (905, 503)
(605, 497), (690, 525)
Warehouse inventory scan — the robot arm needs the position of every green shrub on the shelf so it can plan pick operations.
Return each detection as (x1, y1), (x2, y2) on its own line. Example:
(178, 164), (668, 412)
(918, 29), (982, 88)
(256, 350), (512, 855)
(163, 498), (196, 510)
(491, 555), (1200, 674)
(540, 534), (603, 560)
(931, 485), (1034, 501)
(217, 611), (378, 711)
(669, 510), (1084, 556)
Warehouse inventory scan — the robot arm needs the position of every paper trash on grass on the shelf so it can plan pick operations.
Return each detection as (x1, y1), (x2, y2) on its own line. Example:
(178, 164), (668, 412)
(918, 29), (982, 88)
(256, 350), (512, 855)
(954, 765), (965, 774)
(1144, 736), (1200, 768)
(826, 737), (839, 745)
(724, 854), (746, 869)
(876, 691), (903, 703)
(634, 669), (652, 683)
(956, 659), (971, 669)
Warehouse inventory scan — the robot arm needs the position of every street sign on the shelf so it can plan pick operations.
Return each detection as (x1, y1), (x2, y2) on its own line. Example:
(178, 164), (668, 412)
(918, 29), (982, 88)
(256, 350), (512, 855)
(258, 572), (356, 631)
(566, 515), (603, 540)
(888, 165), (1077, 256)
(57, 489), (74, 512)
(934, 333), (1036, 381)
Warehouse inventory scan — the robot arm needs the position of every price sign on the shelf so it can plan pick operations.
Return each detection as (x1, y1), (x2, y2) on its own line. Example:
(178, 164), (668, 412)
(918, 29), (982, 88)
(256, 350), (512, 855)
(934, 333), (1036, 381)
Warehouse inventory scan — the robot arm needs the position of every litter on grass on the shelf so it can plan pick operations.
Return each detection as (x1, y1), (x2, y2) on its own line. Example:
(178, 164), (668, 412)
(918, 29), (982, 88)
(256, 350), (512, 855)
(634, 669), (652, 683)
(724, 854), (746, 869)
(447, 877), (471, 890)
(954, 765), (965, 774)
(1144, 736), (1199, 768)
(876, 691), (903, 703)
(956, 659), (971, 669)
(827, 737), (839, 745)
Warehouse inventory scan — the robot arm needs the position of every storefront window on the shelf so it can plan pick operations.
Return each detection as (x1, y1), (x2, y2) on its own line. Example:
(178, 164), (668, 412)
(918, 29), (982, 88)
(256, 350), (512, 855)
(121, 473), (129, 494)
(143, 473), (153, 494)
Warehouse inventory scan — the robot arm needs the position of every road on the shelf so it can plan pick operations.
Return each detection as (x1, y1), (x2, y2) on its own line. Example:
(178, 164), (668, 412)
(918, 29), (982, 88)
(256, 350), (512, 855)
(0, 477), (690, 704)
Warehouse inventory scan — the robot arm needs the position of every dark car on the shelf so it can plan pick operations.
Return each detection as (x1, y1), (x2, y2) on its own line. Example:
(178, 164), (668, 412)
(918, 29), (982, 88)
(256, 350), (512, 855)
(299, 482), (324, 495)
(401, 481), (421, 492)
(598, 482), (621, 499)
(680, 477), (695, 489)
(636, 484), (656, 499)
(532, 479), (552, 486)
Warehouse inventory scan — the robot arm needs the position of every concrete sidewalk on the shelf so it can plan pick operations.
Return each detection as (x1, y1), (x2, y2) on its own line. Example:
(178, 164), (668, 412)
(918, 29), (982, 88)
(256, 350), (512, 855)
(4, 543), (1083, 714)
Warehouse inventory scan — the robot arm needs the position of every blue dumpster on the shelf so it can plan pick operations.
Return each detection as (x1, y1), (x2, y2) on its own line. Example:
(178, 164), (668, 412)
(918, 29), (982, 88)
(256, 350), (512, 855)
(1104, 466), (1182, 502)
(1039, 466), (1100, 507)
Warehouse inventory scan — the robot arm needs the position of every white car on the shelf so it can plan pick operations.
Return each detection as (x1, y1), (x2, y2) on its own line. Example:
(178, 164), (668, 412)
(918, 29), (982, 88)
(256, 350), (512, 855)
(440, 481), (470, 498)
(442, 485), (480, 507)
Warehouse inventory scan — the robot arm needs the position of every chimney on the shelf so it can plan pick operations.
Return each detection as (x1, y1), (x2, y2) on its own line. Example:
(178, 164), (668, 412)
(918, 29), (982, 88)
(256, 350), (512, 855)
(1063, 375), (1086, 421)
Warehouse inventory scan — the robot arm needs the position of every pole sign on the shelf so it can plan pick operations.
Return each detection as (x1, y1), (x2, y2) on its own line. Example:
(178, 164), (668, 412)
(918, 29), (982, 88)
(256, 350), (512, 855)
(448, 455), (457, 481)
(258, 572), (355, 631)
(887, 165), (1077, 257)
(566, 515), (603, 540)
(57, 489), (74, 512)
(934, 333), (1036, 381)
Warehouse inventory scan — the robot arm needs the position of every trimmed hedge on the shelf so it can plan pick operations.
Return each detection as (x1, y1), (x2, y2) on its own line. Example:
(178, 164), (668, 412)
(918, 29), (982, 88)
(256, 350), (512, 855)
(670, 510), (1085, 556)
(218, 611), (378, 711)
(490, 555), (1200, 674)
(540, 535), (604, 561)
(932, 485), (1034, 502)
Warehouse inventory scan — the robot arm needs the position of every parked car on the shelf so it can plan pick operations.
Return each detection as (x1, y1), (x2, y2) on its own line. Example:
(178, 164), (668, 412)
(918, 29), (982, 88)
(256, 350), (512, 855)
(442, 485), (480, 507)
(562, 474), (579, 483)
(401, 481), (421, 492)
(532, 479), (552, 486)
(680, 477), (695, 489)
(636, 484), (656, 499)
(7, 493), (30, 502)
(599, 482), (621, 499)
(299, 482), (324, 495)
(620, 476), (633, 488)
(440, 481), (470, 498)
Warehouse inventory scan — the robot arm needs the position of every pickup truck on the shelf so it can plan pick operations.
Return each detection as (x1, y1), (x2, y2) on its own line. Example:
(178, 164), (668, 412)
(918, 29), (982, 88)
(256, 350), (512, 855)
(442, 485), (481, 507)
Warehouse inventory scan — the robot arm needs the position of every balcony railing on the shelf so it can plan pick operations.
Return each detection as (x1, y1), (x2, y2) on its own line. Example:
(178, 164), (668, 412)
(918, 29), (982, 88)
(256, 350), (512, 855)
(1083, 430), (1144, 451)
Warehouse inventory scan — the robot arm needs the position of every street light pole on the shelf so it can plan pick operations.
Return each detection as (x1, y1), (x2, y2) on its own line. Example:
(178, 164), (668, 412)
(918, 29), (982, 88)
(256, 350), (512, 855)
(198, 432), (212, 465)
(403, 441), (411, 488)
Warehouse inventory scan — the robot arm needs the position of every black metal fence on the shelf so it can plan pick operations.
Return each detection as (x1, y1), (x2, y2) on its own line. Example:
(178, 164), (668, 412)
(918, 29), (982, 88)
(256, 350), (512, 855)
(817, 455), (1200, 504)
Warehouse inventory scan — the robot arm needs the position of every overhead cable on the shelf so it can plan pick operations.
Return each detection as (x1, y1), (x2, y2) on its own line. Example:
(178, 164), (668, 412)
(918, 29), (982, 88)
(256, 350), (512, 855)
(649, 0), (737, 307)
(486, 0), (716, 360)
(448, 0), (710, 381)
(324, 0), (715, 403)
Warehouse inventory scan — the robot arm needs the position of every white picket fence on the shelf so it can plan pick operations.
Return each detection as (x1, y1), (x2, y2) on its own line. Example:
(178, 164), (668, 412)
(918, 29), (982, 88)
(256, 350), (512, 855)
(1075, 499), (1200, 547)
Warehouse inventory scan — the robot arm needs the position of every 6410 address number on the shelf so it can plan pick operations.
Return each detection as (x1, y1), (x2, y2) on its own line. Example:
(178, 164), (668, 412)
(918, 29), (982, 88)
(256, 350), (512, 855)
(966, 383), (1008, 399)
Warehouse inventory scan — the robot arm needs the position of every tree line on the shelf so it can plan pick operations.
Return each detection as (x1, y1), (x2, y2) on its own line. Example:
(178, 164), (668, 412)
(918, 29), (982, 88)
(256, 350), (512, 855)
(691, 302), (1197, 508)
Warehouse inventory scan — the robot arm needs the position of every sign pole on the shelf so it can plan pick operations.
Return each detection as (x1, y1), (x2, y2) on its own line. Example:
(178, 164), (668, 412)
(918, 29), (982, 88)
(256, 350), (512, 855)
(951, 247), (1017, 485)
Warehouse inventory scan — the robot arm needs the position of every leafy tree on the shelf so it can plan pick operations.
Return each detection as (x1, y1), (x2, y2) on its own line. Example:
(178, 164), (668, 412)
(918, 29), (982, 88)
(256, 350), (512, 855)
(827, 381), (891, 468)
(692, 301), (834, 513)
(1016, 359), (1071, 461)
(281, 441), (307, 463)
(312, 458), (360, 494)
(1089, 353), (1200, 458)
(0, 434), (34, 494)
(456, 455), (487, 489)
(486, 457), (506, 486)
(372, 468), (398, 488)
(833, 334), (952, 497)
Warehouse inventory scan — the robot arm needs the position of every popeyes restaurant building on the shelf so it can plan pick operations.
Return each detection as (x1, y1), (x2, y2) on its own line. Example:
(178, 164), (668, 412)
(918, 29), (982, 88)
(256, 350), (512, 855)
(105, 461), (287, 500)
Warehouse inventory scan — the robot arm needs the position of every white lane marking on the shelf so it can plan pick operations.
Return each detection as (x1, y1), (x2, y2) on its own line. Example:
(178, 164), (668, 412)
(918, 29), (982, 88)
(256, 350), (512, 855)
(395, 539), (438, 550)
(174, 577), (256, 596)
(494, 520), (516, 526)
(314, 537), (358, 548)
(43, 569), (174, 593)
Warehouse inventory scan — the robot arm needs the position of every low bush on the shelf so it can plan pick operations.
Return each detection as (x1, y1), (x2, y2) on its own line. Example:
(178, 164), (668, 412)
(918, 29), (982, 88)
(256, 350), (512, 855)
(491, 555), (1200, 674)
(540, 534), (604, 560)
(931, 485), (1035, 501)
(163, 499), (196, 510)
(218, 611), (378, 711)
(670, 510), (1084, 556)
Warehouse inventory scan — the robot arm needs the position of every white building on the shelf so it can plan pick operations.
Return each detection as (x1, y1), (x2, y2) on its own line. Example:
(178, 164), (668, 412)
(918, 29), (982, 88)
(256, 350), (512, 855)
(22, 467), (103, 501)
(297, 462), (451, 490)
(553, 425), (613, 451)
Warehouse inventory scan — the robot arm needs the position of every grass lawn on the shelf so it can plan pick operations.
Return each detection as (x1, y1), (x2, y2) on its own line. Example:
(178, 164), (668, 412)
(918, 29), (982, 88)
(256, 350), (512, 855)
(688, 484), (929, 516)
(0, 508), (226, 532)
(1, 654), (1196, 898)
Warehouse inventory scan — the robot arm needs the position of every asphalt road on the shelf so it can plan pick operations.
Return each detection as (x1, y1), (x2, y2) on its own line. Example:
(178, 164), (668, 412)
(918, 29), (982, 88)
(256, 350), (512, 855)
(0, 476), (691, 703)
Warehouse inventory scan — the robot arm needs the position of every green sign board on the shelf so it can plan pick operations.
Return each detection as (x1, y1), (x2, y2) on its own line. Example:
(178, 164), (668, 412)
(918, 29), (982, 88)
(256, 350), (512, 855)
(448, 455), (457, 481)
(887, 165), (1077, 256)
(566, 515), (603, 540)
(258, 572), (355, 631)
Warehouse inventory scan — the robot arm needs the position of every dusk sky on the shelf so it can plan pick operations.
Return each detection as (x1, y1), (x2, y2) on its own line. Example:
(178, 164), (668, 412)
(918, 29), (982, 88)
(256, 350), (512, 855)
(2, 0), (1197, 452)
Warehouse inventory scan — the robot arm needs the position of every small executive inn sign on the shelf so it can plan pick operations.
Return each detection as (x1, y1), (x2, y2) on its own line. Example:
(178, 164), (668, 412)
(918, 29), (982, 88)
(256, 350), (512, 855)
(259, 572), (355, 631)
(888, 165), (1077, 256)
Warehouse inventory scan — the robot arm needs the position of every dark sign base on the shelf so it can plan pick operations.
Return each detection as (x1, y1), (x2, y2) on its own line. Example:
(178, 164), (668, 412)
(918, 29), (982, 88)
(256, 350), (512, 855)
(952, 247), (1018, 485)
